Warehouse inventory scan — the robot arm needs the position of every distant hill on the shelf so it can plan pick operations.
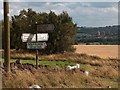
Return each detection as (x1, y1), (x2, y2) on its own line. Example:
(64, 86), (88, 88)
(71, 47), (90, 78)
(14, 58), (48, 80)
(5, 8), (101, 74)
(77, 25), (118, 35)
(76, 25), (119, 45)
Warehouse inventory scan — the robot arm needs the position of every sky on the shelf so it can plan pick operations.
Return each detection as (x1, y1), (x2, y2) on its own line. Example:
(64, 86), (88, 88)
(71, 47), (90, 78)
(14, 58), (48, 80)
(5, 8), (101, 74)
(0, 1), (119, 27)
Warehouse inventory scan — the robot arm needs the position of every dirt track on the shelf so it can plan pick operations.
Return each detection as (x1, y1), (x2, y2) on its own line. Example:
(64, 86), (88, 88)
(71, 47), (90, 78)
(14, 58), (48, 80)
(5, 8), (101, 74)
(74, 45), (119, 59)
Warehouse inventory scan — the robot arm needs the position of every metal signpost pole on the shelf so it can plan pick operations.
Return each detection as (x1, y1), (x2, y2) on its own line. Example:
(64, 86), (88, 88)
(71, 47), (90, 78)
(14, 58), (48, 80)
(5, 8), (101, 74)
(36, 22), (38, 69)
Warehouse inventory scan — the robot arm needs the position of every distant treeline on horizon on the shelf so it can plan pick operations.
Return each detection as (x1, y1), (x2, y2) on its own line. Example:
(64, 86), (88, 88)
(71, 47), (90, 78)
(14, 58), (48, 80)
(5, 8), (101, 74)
(76, 25), (119, 45)
(77, 25), (119, 35)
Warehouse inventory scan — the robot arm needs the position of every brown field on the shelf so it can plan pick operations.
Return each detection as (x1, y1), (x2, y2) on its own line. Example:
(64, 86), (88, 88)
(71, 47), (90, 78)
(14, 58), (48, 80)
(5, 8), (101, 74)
(74, 45), (119, 59)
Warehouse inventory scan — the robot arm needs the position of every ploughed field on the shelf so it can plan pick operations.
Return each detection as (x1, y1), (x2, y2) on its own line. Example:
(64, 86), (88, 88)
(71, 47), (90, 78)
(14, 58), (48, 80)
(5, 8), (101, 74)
(74, 45), (119, 59)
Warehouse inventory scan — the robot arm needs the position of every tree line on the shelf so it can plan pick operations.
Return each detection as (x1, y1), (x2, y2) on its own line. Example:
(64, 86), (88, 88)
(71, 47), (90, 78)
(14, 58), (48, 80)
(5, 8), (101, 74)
(2, 8), (77, 54)
(77, 25), (118, 35)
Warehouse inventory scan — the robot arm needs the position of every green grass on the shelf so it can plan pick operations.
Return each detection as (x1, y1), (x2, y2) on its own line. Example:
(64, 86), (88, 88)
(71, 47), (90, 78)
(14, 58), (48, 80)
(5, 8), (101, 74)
(0, 58), (101, 71)
(39, 60), (77, 68)
(1, 58), (77, 68)
(1, 58), (96, 70)
(80, 64), (94, 71)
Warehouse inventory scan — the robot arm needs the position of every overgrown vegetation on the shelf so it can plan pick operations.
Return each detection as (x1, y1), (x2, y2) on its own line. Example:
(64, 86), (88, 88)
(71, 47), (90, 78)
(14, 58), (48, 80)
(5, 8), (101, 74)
(2, 52), (118, 88)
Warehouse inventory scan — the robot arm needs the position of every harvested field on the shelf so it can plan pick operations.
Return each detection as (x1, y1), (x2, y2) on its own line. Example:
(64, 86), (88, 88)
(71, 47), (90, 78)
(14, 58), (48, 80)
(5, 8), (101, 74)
(74, 45), (119, 59)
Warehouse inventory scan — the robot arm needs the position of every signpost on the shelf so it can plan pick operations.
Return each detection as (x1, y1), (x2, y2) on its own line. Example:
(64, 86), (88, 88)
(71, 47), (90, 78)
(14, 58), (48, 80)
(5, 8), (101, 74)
(21, 33), (49, 42)
(37, 24), (54, 32)
(27, 42), (47, 49)
(21, 24), (54, 69)
(36, 23), (38, 69)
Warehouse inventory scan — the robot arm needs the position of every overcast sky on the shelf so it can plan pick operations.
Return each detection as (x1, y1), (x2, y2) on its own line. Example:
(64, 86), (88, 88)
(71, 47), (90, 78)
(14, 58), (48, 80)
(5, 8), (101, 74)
(0, 1), (119, 27)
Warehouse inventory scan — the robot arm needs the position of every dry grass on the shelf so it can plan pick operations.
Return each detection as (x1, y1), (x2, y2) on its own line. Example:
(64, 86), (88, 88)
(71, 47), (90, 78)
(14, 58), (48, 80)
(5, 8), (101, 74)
(2, 70), (38, 88)
(9, 50), (119, 70)
(1, 45), (119, 88)
(2, 66), (118, 88)
(2, 51), (119, 88)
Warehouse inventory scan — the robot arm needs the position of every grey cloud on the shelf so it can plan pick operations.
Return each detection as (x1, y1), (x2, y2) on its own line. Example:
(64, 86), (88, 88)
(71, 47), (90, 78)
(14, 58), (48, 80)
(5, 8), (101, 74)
(89, 2), (118, 8)
(0, 2), (118, 27)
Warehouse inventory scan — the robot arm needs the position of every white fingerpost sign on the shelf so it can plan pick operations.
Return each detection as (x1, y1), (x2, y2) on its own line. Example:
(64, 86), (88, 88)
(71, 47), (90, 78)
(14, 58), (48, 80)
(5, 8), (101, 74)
(21, 33), (49, 42)
(27, 42), (47, 49)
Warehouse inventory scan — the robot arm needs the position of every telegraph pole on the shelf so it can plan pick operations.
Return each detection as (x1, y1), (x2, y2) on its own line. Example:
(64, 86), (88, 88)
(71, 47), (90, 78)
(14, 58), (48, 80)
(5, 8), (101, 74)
(4, 0), (10, 72)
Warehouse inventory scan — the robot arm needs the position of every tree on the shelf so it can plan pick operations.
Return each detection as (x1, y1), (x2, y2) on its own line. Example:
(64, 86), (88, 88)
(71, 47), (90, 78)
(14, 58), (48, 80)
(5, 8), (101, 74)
(11, 9), (77, 53)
